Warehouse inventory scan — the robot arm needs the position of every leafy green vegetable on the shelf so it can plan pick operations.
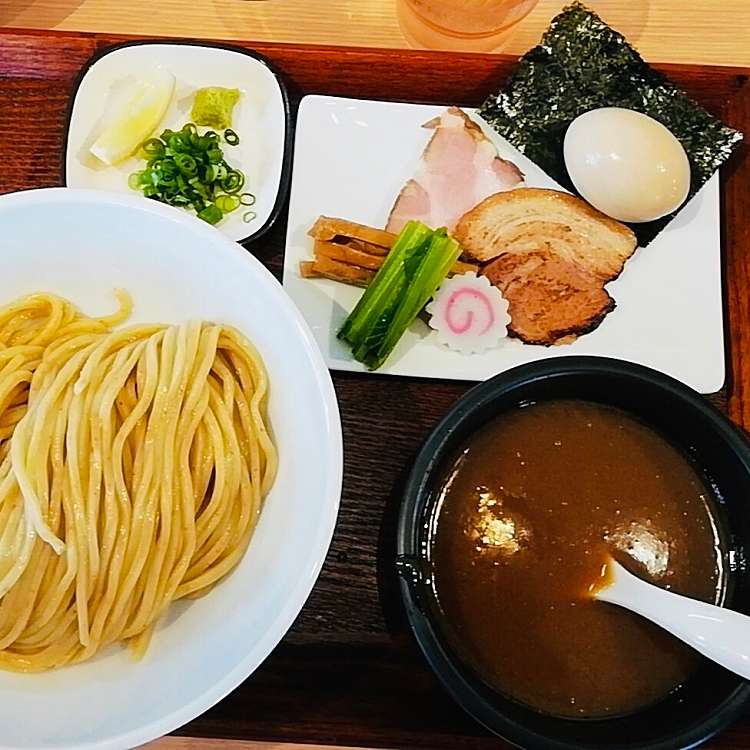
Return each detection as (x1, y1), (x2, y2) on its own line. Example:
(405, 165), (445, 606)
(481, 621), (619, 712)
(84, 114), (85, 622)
(339, 221), (431, 345)
(129, 123), (255, 225)
(338, 221), (461, 370)
(479, 1), (743, 246)
(191, 87), (241, 130)
(374, 230), (458, 367)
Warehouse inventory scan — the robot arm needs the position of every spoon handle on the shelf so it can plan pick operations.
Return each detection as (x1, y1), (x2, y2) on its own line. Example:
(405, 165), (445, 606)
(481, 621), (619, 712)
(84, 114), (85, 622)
(598, 567), (750, 681)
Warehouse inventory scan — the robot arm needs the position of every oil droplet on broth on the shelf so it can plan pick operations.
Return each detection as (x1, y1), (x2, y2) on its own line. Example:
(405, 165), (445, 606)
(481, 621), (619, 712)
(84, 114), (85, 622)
(465, 486), (531, 557)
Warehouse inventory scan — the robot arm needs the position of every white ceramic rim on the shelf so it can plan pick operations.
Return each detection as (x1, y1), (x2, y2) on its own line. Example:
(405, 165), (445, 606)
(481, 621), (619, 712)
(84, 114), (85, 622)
(0, 187), (343, 750)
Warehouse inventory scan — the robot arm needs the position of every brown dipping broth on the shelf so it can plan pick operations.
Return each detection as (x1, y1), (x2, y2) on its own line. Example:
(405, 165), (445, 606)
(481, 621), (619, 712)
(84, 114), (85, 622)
(430, 399), (725, 719)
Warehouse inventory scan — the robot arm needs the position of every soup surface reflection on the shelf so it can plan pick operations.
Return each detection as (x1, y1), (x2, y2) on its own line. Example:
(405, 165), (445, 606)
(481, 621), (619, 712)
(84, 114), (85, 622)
(431, 399), (724, 717)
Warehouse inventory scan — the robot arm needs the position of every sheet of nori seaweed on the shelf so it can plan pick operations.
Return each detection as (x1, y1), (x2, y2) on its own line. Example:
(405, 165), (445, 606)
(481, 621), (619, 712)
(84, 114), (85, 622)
(479, 2), (743, 246)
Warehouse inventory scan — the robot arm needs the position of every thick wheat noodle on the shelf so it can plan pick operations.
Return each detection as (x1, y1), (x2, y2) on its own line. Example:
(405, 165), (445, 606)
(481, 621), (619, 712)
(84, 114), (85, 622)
(0, 292), (276, 671)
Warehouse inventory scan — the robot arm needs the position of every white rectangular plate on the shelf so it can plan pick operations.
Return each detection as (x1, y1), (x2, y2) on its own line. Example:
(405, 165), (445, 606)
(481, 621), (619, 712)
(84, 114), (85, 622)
(65, 42), (289, 244)
(283, 95), (724, 393)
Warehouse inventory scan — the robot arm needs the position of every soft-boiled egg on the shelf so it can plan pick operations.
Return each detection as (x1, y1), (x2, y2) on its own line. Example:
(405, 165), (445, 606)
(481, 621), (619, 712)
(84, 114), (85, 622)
(563, 107), (691, 223)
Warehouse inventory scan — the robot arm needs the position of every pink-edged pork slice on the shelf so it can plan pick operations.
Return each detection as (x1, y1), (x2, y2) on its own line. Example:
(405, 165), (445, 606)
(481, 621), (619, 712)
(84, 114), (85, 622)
(386, 107), (524, 234)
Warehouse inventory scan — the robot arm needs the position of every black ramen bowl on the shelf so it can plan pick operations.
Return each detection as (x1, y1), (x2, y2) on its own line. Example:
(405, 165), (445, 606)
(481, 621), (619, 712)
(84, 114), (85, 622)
(396, 356), (750, 750)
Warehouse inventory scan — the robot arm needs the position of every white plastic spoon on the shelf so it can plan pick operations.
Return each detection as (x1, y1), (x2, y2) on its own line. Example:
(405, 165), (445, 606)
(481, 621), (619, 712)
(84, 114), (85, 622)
(594, 557), (750, 681)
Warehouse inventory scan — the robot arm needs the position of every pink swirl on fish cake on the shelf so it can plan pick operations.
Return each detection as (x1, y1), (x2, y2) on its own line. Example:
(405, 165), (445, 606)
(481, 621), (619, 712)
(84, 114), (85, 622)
(426, 272), (510, 354)
(445, 288), (496, 335)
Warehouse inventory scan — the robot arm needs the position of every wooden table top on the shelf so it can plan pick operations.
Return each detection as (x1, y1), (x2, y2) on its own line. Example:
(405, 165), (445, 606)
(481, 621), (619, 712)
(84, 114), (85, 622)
(2, 15), (750, 750)
(147, 741), (376, 750)
(2, 0), (750, 68)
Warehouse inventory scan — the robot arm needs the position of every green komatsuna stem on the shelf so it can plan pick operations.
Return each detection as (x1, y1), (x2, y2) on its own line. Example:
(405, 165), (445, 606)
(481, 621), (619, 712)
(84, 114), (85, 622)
(338, 221), (432, 346)
(365, 230), (460, 370)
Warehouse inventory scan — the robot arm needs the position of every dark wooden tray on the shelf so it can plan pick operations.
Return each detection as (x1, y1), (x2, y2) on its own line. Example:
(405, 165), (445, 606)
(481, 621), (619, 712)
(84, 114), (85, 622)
(2, 28), (750, 750)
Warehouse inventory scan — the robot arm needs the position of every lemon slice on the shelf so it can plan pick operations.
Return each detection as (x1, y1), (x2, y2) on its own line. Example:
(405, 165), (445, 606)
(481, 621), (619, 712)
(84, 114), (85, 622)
(90, 68), (175, 166)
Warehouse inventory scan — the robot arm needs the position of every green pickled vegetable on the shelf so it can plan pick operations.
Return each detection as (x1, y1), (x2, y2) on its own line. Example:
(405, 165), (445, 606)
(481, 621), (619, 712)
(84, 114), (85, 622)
(129, 122), (255, 225)
(191, 87), (241, 130)
(338, 221), (461, 370)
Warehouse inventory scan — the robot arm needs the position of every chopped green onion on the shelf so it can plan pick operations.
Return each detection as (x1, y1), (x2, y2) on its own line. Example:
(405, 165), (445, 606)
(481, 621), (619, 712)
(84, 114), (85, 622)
(221, 171), (244, 193)
(141, 138), (165, 158)
(215, 194), (240, 213)
(174, 153), (197, 175)
(130, 122), (250, 225)
(243, 210), (257, 223)
(197, 204), (223, 224)
(168, 133), (188, 152)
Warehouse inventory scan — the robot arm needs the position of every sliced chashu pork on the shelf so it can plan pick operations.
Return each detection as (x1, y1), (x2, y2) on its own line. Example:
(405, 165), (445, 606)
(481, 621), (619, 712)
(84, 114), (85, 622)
(455, 188), (637, 346)
(386, 107), (524, 234)
(455, 188), (637, 282)
(483, 251), (616, 346)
